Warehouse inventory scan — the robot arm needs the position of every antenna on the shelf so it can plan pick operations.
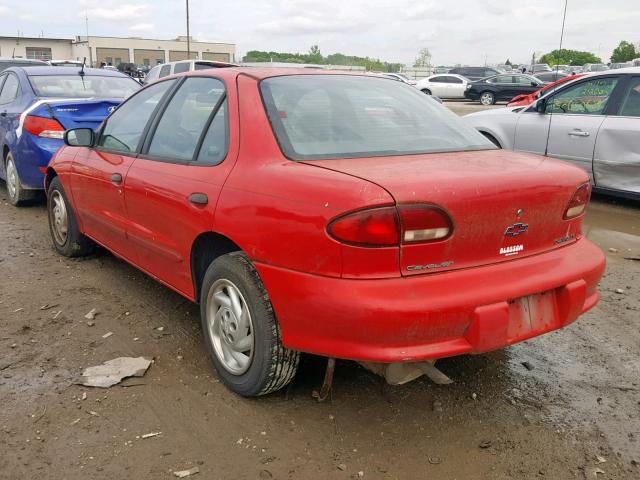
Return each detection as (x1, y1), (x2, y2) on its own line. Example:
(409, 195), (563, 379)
(80, 57), (86, 76)
(544, 0), (568, 156)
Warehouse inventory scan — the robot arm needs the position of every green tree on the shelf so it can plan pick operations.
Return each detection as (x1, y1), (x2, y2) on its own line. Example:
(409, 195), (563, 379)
(414, 47), (432, 67)
(308, 45), (323, 64)
(539, 49), (601, 66)
(610, 40), (637, 63)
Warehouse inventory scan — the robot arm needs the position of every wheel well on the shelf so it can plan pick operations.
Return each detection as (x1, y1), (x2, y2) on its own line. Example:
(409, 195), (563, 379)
(44, 167), (58, 191)
(2, 145), (9, 162)
(421, 88), (432, 94)
(191, 232), (242, 303)
(480, 131), (502, 148)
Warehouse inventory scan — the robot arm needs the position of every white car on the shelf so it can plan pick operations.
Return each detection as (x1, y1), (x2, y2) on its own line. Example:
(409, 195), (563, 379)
(382, 72), (417, 86)
(144, 59), (236, 85)
(464, 68), (640, 199)
(416, 74), (469, 98)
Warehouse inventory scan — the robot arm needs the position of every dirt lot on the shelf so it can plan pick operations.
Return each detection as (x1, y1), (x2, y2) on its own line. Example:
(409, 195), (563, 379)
(1, 161), (639, 478)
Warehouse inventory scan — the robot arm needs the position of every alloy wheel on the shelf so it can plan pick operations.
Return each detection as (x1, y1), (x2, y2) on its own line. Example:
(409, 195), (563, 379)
(6, 157), (18, 201)
(206, 278), (255, 375)
(480, 92), (494, 105)
(49, 190), (69, 246)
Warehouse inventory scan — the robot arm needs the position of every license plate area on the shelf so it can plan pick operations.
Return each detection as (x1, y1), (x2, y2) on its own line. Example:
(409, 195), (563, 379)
(507, 291), (556, 339)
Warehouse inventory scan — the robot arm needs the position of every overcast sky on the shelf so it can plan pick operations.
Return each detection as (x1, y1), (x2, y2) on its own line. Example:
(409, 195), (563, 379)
(0, 0), (638, 65)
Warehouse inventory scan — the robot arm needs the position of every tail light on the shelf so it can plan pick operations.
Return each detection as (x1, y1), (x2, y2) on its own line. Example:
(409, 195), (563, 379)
(23, 115), (65, 139)
(564, 183), (591, 219)
(328, 205), (453, 247)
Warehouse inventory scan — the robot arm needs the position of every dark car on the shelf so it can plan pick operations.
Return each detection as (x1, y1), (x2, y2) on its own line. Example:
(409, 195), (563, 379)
(0, 58), (47, 73)
(464, 73), (544, 105)
(534, 71), (569, 84)
(448, 67), (501, 81)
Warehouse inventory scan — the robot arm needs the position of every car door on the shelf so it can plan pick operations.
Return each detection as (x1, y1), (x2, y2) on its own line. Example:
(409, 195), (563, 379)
(0, 73), (9, 152)
(124, 76), (239, 297)
(545, 75), (621, 176)
(592, 75), (640, 195)
(0, 73), (23, 178)
(447, 75), (465, 98)
(70, 79), (177, 260)
(427, 76), (448, 97)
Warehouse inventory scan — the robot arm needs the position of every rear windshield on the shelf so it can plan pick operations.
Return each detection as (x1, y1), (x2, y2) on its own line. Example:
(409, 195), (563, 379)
(29, 75), (140, 99)
(260, 75), (495, 160)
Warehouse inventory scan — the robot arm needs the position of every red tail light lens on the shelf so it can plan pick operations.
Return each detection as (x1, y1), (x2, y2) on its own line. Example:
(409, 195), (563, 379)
(564, 183), (591, 219)
(328, 204), (454, 247)
(23, 115), (65, 139)
(399, 205), (453, 243)
(328, 206), (399, 247)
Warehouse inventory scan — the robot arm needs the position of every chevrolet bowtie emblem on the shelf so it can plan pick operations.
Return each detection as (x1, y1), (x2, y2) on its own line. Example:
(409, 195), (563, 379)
(504, 222), (529, 237)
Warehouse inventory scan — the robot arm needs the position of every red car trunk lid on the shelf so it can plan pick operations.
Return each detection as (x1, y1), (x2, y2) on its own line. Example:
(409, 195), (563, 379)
(304, 150), (589, 276)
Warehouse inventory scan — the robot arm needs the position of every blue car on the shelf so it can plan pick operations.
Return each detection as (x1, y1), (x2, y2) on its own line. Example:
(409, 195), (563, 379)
(0, 66), (140, 205)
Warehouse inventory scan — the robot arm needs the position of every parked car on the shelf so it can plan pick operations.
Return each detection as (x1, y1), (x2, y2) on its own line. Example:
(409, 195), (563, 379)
(448, 67), (501, 81)
(534, 71), (569, 83)
(0, 66), (140, 205)
(416, 74), (469, 98)
(496, 64), (513, 72)
(0, 58), (47, 72)
(143, 60), (236, 85)
(49, 60), (84, 67)
(465, 73), (544, 105)
(553, 64), (571, 73)
(433, 66), (450, 74)
(508, 73), (586, 107)
(382, 72), (417, 86)
(609, 62), (631, 70)
(583, 63), (608, 72)
(569, 66), (584, 74)
(465, 67), (640, 199)
(528, 64), (552, 73)
(46, 68), (604, 396)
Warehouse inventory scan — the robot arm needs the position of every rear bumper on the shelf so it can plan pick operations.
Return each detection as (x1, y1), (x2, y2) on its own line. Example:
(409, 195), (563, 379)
(14, 134), (61, 189)
(256, 239), (605, 362)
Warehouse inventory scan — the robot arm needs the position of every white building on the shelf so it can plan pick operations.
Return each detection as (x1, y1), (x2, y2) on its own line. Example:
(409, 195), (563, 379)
(0, 35), (235, 67)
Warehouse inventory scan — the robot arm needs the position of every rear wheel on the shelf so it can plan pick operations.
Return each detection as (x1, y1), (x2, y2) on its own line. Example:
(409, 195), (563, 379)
(4, 152), (37, 206)
(480, 91), (495, 105)
(200, 252), (299, 396)
(47, 176), (94, 257)
(421, 88), (432, 95)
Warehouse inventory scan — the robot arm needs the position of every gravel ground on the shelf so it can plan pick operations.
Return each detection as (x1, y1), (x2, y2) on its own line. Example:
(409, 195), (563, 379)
(0, 106), (638, 479)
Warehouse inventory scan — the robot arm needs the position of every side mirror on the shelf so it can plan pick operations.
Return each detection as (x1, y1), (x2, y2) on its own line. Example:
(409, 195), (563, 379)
(64, 128), (94, 147)
(535, 98), (547, 114)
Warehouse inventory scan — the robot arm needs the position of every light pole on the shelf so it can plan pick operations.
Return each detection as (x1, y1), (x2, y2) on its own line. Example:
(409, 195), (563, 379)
(186, 0), (191, 59)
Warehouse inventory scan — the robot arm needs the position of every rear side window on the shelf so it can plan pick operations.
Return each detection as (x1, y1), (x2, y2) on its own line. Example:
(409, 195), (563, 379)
(618, 78), (640, 117)
(173, 62), (190, 74)
(430, 76), (449, 83)
(0, 74), (20, 104)
(147, 77), (226, 163)
(195, 62), (215, 71)
(448, 76), (463, 84)
(159, 64), (171, 78)
(260, 75), (494, 160)
(97, 79), (175, 153)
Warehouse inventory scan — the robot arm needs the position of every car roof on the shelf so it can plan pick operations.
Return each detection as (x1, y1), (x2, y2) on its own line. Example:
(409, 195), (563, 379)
(585, 66), (640, 76)
(0, 58), (47, 64)
(16, 66), (131, 77)
(166, 67), (389, 82)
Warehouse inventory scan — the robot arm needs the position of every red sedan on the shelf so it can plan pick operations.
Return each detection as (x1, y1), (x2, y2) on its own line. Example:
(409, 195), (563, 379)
(507, 73), (586, 106)
(46, 68), (605, 396)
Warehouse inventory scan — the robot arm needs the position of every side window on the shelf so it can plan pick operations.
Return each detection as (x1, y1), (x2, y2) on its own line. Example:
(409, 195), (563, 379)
(159, 64), (171, 78)
(147, 77), (226, 163)
(173, 62), (190, 74)
(448, 76), (463, 84)
(515, 75), (534, 85)
(547, 77), (619, 115)
(618, 78), (640, 117)
(197, 99), (228, 165)
(0, 74), (20, 104)
(430, 76), (448, 83)
(97, 79), (175, 153)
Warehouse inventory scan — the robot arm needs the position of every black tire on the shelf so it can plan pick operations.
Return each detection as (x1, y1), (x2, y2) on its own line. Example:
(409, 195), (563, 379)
(480, 91), (495, 105)
(421, 88), (432, 95)
(481, 132), (502, 148)
(4, 152), (37, 206)
(47, 176), (94, 257)
(199, 252), (299, 396)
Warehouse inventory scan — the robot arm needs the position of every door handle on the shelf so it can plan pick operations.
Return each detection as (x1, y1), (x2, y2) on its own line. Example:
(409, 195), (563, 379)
(568, 130), (590, 137)
(189, 193), (208, 205)
(111, 173), (123, 184)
